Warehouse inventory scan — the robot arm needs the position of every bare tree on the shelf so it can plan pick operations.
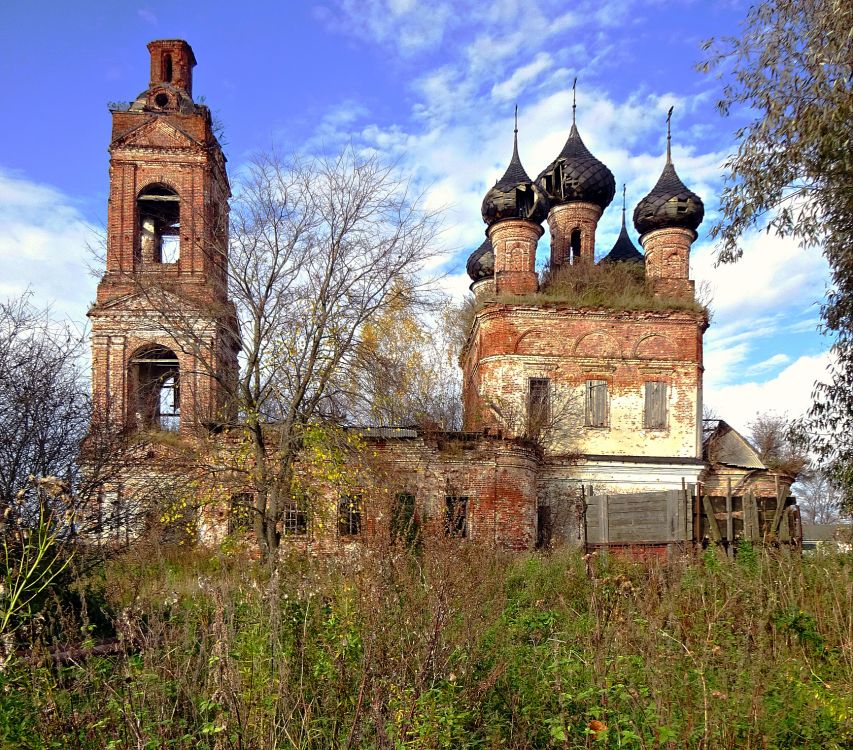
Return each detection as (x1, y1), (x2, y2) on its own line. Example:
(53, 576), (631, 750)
(0, 294), (88, 525)
(747, 412), (809, 476)
(795, 469), (846, 525)
(136, 147), (443, 559)
(0, 292), (182, 551)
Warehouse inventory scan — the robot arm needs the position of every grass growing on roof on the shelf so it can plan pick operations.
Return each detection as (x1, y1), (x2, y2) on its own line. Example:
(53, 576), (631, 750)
(489, 260), (708, 314)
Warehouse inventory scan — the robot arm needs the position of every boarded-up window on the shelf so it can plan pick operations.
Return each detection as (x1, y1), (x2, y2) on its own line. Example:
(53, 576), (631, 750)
(444, 495), (468, 538)
(338, 495), (362, 536)
(585, 380), (608, 427)
(527, 377), (550, 434)
(644, 381), (668, 429)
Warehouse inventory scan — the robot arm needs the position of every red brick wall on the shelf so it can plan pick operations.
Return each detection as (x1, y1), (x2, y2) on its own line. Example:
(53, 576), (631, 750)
(90, 48), (235, 435)
(547, 202), (602, 266)
(488, 219), (542, 295)
(461, 304), (706, 458)
(640, 227), (695, 299)
(367, 435), (541, 550)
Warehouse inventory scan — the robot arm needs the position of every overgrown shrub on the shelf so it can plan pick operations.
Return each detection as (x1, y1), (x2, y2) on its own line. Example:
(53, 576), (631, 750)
(1, 543), (850, 748)
(496, 261), (708, 315)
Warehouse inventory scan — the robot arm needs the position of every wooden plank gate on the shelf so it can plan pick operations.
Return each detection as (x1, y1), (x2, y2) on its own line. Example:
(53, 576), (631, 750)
(583, 482), (801, 554)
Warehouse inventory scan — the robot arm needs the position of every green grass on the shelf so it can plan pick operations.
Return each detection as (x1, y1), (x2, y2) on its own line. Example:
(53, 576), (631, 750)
(490, 262), (708, 315)
(1, 542), (851, 749)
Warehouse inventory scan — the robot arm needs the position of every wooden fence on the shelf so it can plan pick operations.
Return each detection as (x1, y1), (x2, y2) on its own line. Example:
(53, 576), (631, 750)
(583, 481), (801, 553)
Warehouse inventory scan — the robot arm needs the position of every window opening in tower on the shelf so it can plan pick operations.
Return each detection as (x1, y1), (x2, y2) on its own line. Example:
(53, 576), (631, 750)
(570, 228), (582, 264)
(131, 345), (181, 431)
(137, 184), (180, 264)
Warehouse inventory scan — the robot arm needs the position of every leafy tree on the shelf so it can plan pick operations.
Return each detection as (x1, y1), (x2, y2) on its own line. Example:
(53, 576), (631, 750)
(352, 293), (462, 431)
(700, 0), (853, 507)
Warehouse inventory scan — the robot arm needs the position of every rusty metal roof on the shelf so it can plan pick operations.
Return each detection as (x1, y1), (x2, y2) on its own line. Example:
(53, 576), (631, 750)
(703, 420), (766, 469)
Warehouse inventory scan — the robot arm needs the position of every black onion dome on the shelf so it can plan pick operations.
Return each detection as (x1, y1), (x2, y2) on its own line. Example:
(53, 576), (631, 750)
(466, 237), (494, 281)
(481, 127), (549, 226)
(633, 161), (704, 235)
(601, 185), (644, 264)
(633, 110), (704, 236)
(601, 224), (644, 264)
(536, 123), (616, 210)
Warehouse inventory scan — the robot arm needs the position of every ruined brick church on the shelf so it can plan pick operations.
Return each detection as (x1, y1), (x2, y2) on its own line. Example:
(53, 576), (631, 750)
(89, 41), (794, 551)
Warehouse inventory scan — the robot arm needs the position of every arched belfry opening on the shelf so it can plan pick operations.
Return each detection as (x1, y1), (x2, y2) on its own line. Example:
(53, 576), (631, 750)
(137, 184), (180, 264)
(130, 345), (181, 431)
(162, 53), (173, 83)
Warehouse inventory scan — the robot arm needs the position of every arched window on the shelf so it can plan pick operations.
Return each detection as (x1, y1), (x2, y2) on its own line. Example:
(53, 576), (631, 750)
(162, 53), (173, 83)
(569, 228), (582, 264)
(130, 345), (180, 431)
(137, 184), (180, 264)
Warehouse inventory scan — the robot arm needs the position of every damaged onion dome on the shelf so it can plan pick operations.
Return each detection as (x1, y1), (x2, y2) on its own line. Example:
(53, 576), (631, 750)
(536, 123), (616, 210)
(466, 237), (494, 281)
(481, 130), (549, 226)
(633, 161), (704, 235)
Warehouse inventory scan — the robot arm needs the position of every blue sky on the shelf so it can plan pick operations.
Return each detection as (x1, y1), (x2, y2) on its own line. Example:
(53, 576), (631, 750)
(0, 0), (832, 433)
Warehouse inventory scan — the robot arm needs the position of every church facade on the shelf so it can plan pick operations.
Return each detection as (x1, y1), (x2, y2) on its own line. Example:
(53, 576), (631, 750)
(88, 41), (793, 551)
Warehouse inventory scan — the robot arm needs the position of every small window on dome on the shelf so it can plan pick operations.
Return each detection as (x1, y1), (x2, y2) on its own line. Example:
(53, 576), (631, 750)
(515, 187), (533, 218)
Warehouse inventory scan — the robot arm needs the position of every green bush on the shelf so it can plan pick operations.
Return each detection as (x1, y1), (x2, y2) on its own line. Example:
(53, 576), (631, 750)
(1, 543), (850, 748)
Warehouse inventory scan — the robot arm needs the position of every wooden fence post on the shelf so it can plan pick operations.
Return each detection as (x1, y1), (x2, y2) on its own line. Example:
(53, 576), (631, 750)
(702, 495), (722, 544)
(725, 477), (734, 556)
(598, 493), (609, 545)
(743, 491), (760, 542)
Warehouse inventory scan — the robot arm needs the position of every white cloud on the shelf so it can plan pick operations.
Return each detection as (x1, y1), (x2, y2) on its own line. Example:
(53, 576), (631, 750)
(705, 352), (831, 435)
(744, 353), (791, 376)
(692, 232), (828, 323)
(491, 53), (551, 102)
(692, 231), (829, 388)
(0, 169), (97, 324)
(316, 0), (456, 56)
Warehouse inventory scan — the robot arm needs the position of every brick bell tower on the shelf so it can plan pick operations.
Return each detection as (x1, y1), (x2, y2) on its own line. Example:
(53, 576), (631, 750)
(89, 40), (238, 435)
